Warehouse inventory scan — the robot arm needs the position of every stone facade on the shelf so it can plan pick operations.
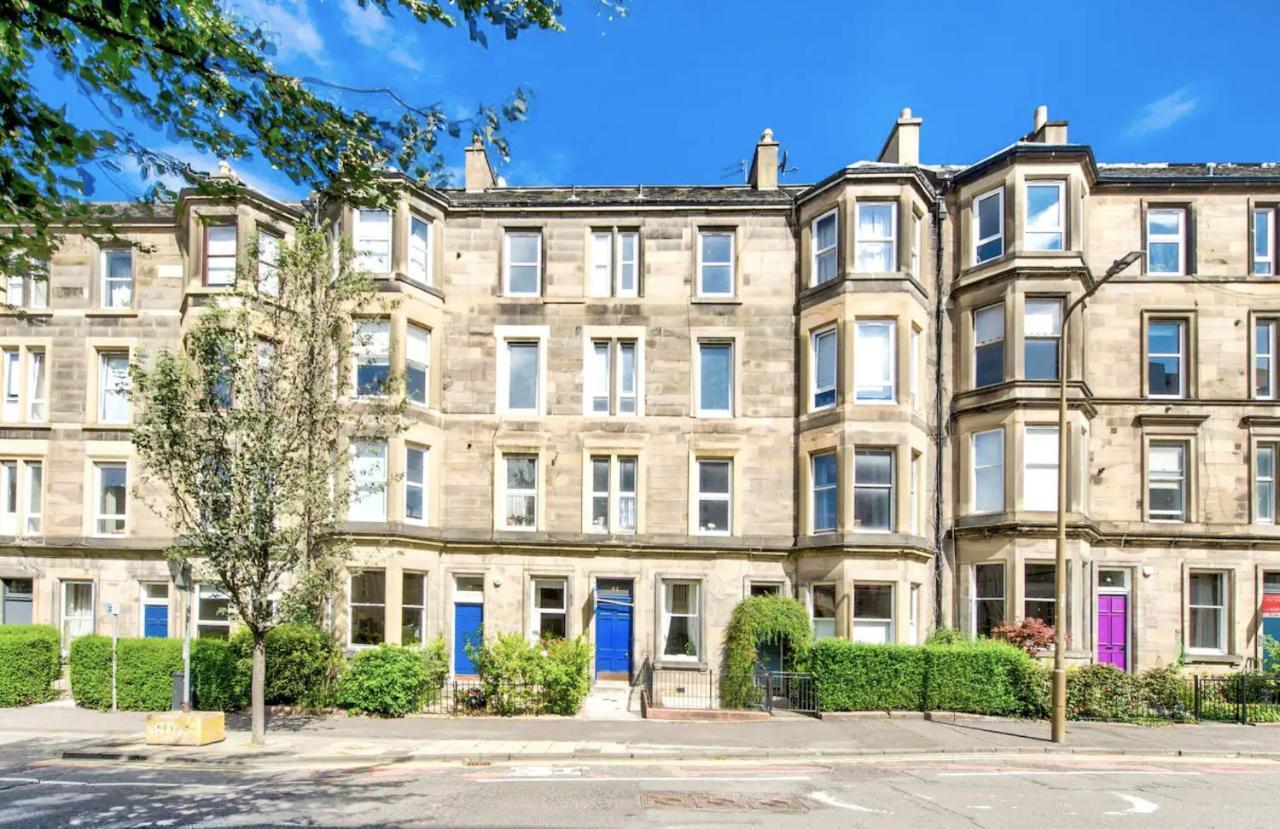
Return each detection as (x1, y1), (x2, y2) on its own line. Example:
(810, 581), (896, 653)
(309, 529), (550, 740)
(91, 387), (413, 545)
(3, 106), (1280, 678)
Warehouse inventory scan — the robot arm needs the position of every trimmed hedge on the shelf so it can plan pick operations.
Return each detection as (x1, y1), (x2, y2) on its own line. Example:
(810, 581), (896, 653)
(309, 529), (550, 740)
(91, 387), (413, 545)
(337, 644), (432, 716)
(231, 624), (340, 706)
(807, 640), (1039, 716)
(70, 636), (183, 711)
(0, 624), (60, 706)
(191, 638), (248, 711)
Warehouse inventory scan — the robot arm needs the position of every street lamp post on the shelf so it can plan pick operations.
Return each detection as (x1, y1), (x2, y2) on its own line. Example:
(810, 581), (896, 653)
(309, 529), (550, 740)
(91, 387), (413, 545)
(1051, 250), (1144, 744)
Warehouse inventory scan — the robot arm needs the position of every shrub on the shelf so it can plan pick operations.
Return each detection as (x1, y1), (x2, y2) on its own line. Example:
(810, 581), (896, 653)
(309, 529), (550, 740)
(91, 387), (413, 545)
(191, 638), (249, 711)
(418, 638), (449, 705)
(70, 636), (184, 711)
(337, 644), (429, 716)
(807, 640), (1040, 716)
(719, 596), (812, 708)
(1066, 663), (1145, 720)
(230, 624), (339, 706)
(924, 627), (966, 647)
(542, 637), (591, 715)
(990, 618), (1056, 655)
(0, 625), (60, 706)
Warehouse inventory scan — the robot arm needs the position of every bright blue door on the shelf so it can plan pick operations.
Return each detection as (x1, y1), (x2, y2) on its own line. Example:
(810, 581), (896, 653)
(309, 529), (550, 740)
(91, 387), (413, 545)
(595, 580), (633, 679)
(454, 603), (484, 675)
(143, 604), (168, 638)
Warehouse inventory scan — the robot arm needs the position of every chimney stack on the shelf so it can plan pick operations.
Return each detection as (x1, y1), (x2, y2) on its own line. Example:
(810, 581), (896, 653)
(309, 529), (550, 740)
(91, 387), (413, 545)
(464, 135), (497, 193)
(1029, 104), (1069, 144)
(877, 107), (923, 166)
(748, 129), (779, 190)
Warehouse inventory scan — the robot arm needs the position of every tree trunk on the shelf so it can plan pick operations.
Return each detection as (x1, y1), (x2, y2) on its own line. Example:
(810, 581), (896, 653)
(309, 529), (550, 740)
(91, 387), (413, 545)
(251, 632), (266, 745)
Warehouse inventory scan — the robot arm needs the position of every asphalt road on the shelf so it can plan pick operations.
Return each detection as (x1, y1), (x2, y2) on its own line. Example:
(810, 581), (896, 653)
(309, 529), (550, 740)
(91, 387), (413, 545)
(0, 746), (1274, 827)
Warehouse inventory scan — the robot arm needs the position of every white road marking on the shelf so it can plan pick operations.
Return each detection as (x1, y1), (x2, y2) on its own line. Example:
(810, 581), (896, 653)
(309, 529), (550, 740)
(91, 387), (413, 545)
(936, 770), (1200, 778)
(809, 791), (885, 814)
(507, 766), (584, 778)
(0, 776), (243, 790)
(475, 775), (811, 784)
(1106, 794), (1159, 816)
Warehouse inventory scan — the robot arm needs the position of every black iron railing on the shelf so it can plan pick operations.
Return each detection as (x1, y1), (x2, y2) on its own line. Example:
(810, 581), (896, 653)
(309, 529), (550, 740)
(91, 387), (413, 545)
(758, 669), (821, 716)
(421, 679), (552, 716)
(1072, 672), (1280, 724)
(641, 663), (718, 710)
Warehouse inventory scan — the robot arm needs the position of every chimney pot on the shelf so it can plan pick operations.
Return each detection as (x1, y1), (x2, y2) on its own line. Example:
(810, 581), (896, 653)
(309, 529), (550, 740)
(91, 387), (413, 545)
(877, 107), (922, 167)
(1034, 105), (1049, 131)
(900, 107), (912, 119)
(464, 136), (497, 193)
(748, 128), (779, 190)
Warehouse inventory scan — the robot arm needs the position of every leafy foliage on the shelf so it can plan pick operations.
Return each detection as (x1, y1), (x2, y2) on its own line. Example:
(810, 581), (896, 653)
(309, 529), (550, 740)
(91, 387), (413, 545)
(338, 644), (439, 717)
(469, 633), (593, 715)
(0, 0), (609, 276)
(807, 640), (1040, 716)
(924, 626), (965, 646)
(70, 635), (184, 711)
(0, 625), (60, 706)
(1059, 663), (1195, 722)
(718, 596), (812, 708)
(191, 638), (249, 712)
(229, 624), (341, 707)
(990, 618), (1056, 655)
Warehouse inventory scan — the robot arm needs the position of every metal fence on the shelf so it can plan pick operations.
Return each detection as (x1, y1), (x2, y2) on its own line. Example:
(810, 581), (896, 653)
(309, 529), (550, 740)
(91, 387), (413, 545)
(640, 662), (719, 710)
(421, 679), (552, 716)
(756, 667), (821, 717)
(1073, 672), (1280, 724)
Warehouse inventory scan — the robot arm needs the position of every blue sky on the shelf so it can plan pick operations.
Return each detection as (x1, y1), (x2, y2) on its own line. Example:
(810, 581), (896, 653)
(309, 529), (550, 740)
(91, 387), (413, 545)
(70, 0), (1280, 199)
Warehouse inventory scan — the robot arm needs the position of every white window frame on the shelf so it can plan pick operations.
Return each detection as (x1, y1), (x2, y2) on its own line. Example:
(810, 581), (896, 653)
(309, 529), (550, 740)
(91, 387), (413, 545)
(195, 583), (230, 639)
(204, 224), (238, 287)
(590, 228), (640, 298)
(583, 336), (642, 416)
(60, 580), (95, 646)
(404, 443), (427, 525)
(659, 579), (701, 662)
(1256, 319), (1276, 400)
(409, 215), (433, 285)
(853, 448), (894, 533)
(910, 211), (922, 279)
(1, 349), (16, 422)
(1023, 562), (1057, 625)
(353, 208), (391, 273)
(347, 440), (388, 522)
(6, 271), (47, 310)
(908, 452), (920, 535)
(1187, 570), (1228, 655)
(1147, 441), (1187, 523)
(695, 458), (732, 536)
(1146, 207), (1186, 275)
(810, 582), (837, 640)
(810, 451), (837, 535)
(352, 318), (391, 399)
(1255, 208), (1276, 276)
(0, 459), (41, 536)
(971, 428), (1005, 515)
(503, 230), (543, 297)
(531, 577), (568, 641)
(256, 229), (281, 296)
(347, 570), (386, 648)
(695, 340), (734, 417)
(496, 326), (549, 416)
(405, 322), (431, 407)
(973, 303), (1005, 388)
(401, 571), (427, 646)
(854, 319), (896, 404)
(1024, 181), (1065, 251)
(101, 249), (133, 309)
(1147, 318), (1186, 399)
(973, 188), (1004, 264)
(810, 325), (837, 411)
(854, 201), (897, 273)
(1256, 442), (1276, 526)
(909, 583), (921, 644)
(811, 209), (838, 286)
(1024, 297), (1064, 381)
(97, 350), (131, 424)
(852, 582), (895, 644)
(1022, 426), (1059, 512)
(696, 230), (735, 298)
(93, 461), (127, 536)
(909, 325), (921, 411)
(502, 453), (538, 531)
(587, 454), (638, 535)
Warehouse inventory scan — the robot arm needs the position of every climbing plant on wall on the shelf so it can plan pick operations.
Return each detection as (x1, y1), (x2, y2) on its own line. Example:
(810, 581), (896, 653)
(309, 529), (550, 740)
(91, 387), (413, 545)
(719, 595), (812, 708)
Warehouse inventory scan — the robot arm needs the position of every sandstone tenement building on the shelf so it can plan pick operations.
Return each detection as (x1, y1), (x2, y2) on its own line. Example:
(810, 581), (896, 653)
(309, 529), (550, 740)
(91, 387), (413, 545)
(4, 106), (1280, 679)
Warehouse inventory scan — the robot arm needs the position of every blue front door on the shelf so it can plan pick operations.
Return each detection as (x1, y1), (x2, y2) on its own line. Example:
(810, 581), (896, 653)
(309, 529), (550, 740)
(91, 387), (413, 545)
(454, 602), (484, 676)
(595, 580), (633, 679)
(143, 604), (169, 638)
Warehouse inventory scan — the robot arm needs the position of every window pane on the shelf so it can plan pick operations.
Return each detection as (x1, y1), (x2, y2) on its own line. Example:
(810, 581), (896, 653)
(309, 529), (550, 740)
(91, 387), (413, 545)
(855, 450), (892, 485)
(1025, 340), (1059, 381)
(506, 456), (536, 490)
(699, 460), (730, 494)
(812, 453), (837, 533)
(855, 321), (894, 401)
(698, 499), (729, 534)
(508, 264), (539, 295)
(507, 342), (539, 410)
(813, 329), (836, 407)
(1026, 184), (1062, 232)
(701, 233), (731, 264)
(509, 233), (539, 263)
(854, 584), (893, 619)
(1148, 210), (1181, 236)
(1189, 572), (1222, 606)
(975, 304), (1004, 344)
(698, 343), (732, 413)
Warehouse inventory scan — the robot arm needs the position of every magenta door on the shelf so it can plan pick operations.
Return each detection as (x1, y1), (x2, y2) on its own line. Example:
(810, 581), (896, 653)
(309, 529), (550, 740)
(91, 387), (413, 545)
(1098, 594), (1128, 671)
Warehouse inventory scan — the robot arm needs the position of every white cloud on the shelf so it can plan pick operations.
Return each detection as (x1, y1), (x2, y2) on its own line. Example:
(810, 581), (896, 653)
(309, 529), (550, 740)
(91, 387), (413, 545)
(340, 1), (425, 74)
(1126, 88), (1200, 137)
(228, 0), (326, 65)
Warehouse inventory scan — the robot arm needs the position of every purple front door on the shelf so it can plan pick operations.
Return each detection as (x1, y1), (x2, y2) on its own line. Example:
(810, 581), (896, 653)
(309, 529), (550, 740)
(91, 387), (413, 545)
(1098, 594), (1128, 671)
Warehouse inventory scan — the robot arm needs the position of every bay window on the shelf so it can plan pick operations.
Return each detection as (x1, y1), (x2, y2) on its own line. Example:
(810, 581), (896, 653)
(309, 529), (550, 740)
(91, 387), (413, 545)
(404, 444), (427, 524)
(972, 428), (1005, 514)
(348, 441), (387, 521)
(1024, 299), (1062, 381)
(853, 449), (893, 532)
(354, 208), (391, 273)
(811, 451), (837, 534)
(353, 319), (391, 397)
(256, 230), (281, 296)
(810, 326), (837, 410)
(349, 570), (386, 646)
(974, 303), (1005, 388)
(402, 572), (427, 645)
(205, 225), (237, 286)
(854, 202), (896, 272)
(852, 583), (894, 644)
(973, 563), (1005, 637)
(811, 584), (836, 639)
(406, 323), (430, 406)
(854, 320), (895, 403)
(409, 216), (432, 285)
(1025, 181), (1065, 251)
(812, 209), (838, 284)
(1023, 563), (1056, 626)
(1022, 426), (1058, 511)
(974, 188), (1004, 264)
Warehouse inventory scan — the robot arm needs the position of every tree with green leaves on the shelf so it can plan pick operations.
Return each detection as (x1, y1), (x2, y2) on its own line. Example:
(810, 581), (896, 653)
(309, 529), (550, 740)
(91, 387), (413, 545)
(130, 223), (405, 743)
(0, 0), (624, 273)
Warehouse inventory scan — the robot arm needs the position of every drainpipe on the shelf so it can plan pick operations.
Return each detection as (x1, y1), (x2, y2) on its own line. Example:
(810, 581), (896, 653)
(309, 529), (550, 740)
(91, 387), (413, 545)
(930, 184), (950, 631)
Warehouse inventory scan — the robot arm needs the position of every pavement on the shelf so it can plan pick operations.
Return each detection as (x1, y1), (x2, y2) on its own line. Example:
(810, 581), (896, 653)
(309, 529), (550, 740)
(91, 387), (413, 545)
(5, 699), (1280, 769)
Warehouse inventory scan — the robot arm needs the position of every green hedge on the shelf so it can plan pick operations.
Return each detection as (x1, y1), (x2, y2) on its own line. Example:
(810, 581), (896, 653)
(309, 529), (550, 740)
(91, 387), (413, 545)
(0, 625), (60, 706)
(469, 633), (593, 716)
(719, 596), (812, 708)
(70, 636), (184, 711)
(191, 638), (248, 711)
(807, 640), (1039, 716)
(231, 624), (340, 707)
(338, 644), (437, 716)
